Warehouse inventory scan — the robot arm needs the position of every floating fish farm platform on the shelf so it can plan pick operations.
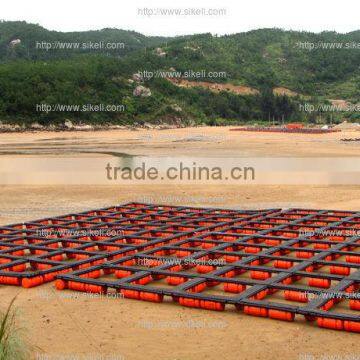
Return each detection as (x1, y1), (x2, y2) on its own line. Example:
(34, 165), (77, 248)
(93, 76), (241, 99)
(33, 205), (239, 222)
(0, 203), (359, 332)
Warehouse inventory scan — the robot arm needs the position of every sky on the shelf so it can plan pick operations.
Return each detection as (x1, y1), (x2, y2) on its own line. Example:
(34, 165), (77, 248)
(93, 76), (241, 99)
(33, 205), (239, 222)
(1, 0), (359, 36)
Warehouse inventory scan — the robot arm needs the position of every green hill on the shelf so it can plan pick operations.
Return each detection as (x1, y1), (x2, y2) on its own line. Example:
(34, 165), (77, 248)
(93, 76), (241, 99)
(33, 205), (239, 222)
(130, 29), (360, 98)
(0, 21), (169, 60)
(1, 22), (360, 127)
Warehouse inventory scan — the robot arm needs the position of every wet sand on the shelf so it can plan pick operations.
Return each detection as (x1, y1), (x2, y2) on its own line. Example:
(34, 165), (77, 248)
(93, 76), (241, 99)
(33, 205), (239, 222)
(0, 126), (359, 157)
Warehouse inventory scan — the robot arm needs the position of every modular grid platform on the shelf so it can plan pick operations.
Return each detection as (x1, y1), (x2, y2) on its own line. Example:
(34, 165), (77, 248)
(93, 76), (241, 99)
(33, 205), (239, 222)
(0, 202), (359, 333)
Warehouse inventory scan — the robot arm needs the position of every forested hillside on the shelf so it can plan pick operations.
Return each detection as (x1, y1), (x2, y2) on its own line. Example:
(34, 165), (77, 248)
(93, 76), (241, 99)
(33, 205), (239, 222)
(0, 21), (169, 60)
(0, 21), (359, 127)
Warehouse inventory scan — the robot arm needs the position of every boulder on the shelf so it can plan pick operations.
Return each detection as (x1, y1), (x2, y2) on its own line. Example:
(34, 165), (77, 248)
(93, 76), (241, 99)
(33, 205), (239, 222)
(9, 39), (21, 47)
(64, 120), (74, 129)
(155, 48), (166, 57)
(133, 85), (152, 97)
(132, 73), (143, 82)
(170, 104), (182, 112)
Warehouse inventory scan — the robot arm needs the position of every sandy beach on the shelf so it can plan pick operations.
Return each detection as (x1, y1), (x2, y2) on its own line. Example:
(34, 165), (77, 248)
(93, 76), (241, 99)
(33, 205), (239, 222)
(0, 126), (359, 360)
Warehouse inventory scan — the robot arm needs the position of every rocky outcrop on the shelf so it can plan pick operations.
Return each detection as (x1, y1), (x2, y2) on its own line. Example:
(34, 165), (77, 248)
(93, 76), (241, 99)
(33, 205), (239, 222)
(9, 39), (21, 47)
(154, 47), (166, 57)
(133, 85), (152, 97)
(64, 120), (74, 129)
(170, 104), (182, 112)
(132, 73), (143, 82)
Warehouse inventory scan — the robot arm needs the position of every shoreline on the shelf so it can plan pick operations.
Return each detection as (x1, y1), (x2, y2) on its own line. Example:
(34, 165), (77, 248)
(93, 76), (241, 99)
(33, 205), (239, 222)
(0, 122), (189, 133)
(0, 121), (350, 134)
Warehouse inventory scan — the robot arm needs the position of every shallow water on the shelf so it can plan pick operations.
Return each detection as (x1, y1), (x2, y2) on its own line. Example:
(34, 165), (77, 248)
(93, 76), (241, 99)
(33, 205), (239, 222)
(0, 155), (359, 185)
